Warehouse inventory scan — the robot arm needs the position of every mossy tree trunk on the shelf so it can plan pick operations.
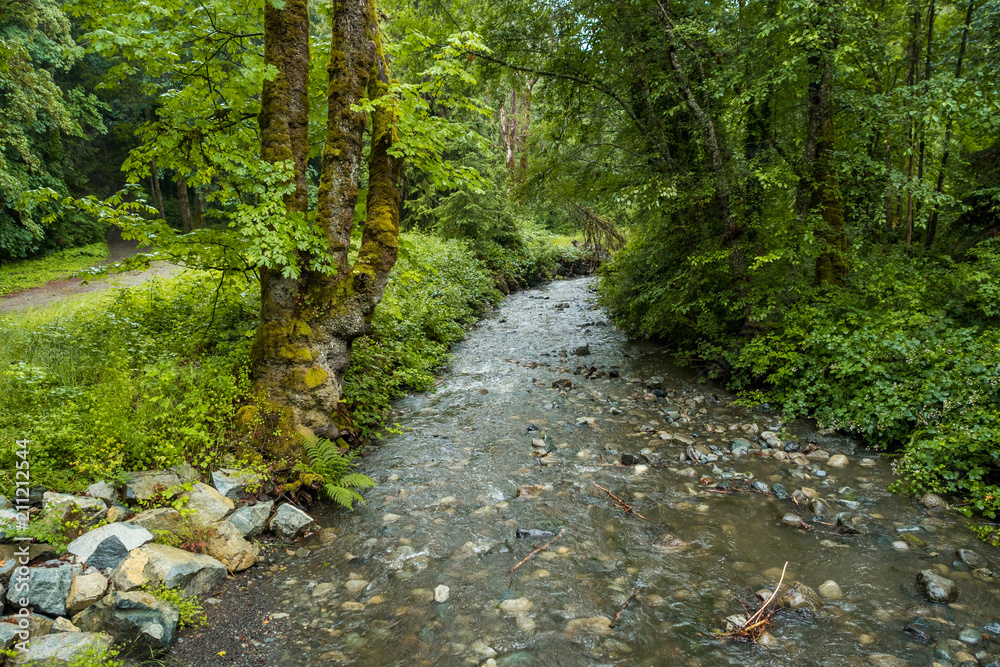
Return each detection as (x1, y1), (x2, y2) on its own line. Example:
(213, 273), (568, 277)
(253, 0), (402, 455)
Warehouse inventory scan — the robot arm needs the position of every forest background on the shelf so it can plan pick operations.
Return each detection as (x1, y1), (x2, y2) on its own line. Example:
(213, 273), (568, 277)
(0, 0), (999, 531)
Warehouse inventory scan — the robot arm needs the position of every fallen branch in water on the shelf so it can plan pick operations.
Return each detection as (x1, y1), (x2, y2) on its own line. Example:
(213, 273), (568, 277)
(612, 584), (643, 627)
(594, 484), (647, 519)
(723, 561), (788, 643)
(510, 528), (565, 572)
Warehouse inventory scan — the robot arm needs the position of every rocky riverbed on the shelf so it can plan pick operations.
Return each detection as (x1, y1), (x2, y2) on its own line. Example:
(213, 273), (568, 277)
(172, 276), (1000, 667)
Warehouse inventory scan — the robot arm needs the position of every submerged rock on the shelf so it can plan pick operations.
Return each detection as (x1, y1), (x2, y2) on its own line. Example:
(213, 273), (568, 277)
(779, 582), (823, 612)
(921, 494), (947, 510)
(564, 616), (613, 640)
(916, 570), (957, 603)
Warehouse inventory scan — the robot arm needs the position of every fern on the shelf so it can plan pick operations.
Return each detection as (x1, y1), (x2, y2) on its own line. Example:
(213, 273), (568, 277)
(300, 439), (376, 509)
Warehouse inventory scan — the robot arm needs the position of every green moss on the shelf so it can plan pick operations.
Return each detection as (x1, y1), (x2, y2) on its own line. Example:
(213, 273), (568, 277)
(304, 367), (329, 389)
(278, 345), (312, 362)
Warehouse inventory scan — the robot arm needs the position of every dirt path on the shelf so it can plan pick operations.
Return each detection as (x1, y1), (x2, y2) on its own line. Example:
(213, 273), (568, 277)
(0, 232), (182, 314)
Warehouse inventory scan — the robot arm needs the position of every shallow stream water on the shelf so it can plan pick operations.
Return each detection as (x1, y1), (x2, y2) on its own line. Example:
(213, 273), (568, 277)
(182, 277), (1000, 667)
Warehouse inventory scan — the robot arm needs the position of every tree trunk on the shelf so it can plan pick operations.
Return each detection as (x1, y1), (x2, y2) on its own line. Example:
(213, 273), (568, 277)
(905, 5), (921, 247)
(252, 0), (402, 454)
(192, 185), (204, 229)
(797, 0), (848, 285)
(150, 159), (165, 220)
(177, 177), (192, 232)
(925, 0), (973, 249)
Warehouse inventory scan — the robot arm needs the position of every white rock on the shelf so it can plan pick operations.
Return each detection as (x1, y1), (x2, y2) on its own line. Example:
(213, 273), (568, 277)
(434, 585), (450, 603)
(818, 580), (844, 600)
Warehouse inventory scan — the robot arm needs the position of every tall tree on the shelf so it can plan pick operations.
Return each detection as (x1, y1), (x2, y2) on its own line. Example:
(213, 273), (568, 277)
(252, 0), (403, 452)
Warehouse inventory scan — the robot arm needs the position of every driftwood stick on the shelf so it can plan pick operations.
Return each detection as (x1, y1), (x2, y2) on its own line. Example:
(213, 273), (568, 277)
(594, 484), (647, 519)
(612, 584), (643, 627)
(510, 528), (565, 572)
(743, 561), (787, 629)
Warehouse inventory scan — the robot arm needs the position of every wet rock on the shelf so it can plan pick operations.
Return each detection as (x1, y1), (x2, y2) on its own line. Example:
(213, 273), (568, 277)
(866, 655), (909, 667)
(957, 549), (987, 569)
(958, 627), (981, 644)
(922, 494), (948, 510)
(564, 616), (613, 640)
(892, 541), (909, 552)
(645, 376), (664, 390)
(72, 591), (179, 655)
(434, 585), (450, 603)
(344, 578), (369, 594)
(818, 580), (844, 600)
(621, 453), (648, 466)
(772, 483), (790, 500)
(67, 522), (154, 569)
(516, 485), (546, 498)
(205, 519), (259, 571)
(916, 570), (957, 603)
(6, 631), (112, 667)
(761, 431), (783, 448)
(66, 572), (109, 615)
(809, 498), (829, 517)
(685, 444), (713, 463)
(779, 582), (823, 611)
(86, 481), (118, 504)
(573, 344), (591, 356)
(782, 513), (806, 528)
(651, 533), (689, 553)
(6, 565), (73, 616)
(827, 454), (849, 468)
(499, 598), (533, 613)
(552, 379), (572, 389)
(182, 482), (234, 526)
(269, 503), (314, 540)
(730, 438), (755, 455)
(228, 500), (273, 538)
(111, 543), (227, 597)
(516, 528), (554, 540)
(752, 481), (770, 494)
(724, 613), (749, 632)
(902, 624), (934, 643)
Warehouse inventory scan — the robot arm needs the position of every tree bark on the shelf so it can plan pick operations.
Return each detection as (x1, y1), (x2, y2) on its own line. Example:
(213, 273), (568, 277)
(253, 0), (402, 454)
(797, 0), (848, 284)
(192, 185), (205, 229)
(925, 0), (974, 249)
(905, 5), (921, 247)
(176, 177), (192, 232)
(150, 159), (165, 220)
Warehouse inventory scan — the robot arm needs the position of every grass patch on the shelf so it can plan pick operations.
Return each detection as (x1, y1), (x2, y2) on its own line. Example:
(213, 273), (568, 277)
(0, 242), (109, 296)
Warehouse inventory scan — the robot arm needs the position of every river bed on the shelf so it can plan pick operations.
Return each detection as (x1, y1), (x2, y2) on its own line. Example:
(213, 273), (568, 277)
(175, 276), (1000, 667)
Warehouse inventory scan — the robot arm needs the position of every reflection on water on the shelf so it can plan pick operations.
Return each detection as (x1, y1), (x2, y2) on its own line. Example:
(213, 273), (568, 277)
(265, 278), (1000, 666)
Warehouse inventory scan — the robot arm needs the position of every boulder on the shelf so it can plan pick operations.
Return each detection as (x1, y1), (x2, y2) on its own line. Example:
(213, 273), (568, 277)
(110, 543), (227, 596)
(51, 617), (80, 633)
(105, 504), (129, 523)
(72, 591), (180, 655)
(1, 613), (53, 638)
(86, 481), (118, 504)
(0, 621), (20, 650)
(126, 507), (185, 537)
(66, 523), (154, 569)
(779, 582), (823, 612)
(761, 431), (783, 448)
(182, 482), (234, 526)
(268, 503), (314, 540)
(66, 572), (109, 615)
(227, 501), (273, 538)
(7, 630), (112, 666)
(125, 464), (198, 502)
(916, 570), (957, 603)
(205, 520), (259, 572)
(211, 469), (259, 501)
(6, 565), (73, 616)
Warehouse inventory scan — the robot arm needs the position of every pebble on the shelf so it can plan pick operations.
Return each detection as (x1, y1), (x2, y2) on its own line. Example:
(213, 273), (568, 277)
(383, 513), (402, 522)
(782, 513), (805, 527)
(958, 628), (981, 644)
(434, 585), (450, 603)
(892, 541), (909, 552)
(340, 601), (365, 612)
(499, 597), (533, 613)
(344, 579), (369, 594)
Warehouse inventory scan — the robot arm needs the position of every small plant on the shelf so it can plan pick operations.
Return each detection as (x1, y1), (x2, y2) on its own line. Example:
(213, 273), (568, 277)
(296, 438), (375, 509)
(143, 585), (208, 627)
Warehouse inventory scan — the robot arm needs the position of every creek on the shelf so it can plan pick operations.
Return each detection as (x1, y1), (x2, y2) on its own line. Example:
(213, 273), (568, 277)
(177, 276), (1000, 667)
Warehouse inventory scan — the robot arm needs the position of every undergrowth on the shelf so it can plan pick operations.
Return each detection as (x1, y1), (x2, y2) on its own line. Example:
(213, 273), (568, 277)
(0, 228), (572, 499)
(0, 241), (109, 296)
